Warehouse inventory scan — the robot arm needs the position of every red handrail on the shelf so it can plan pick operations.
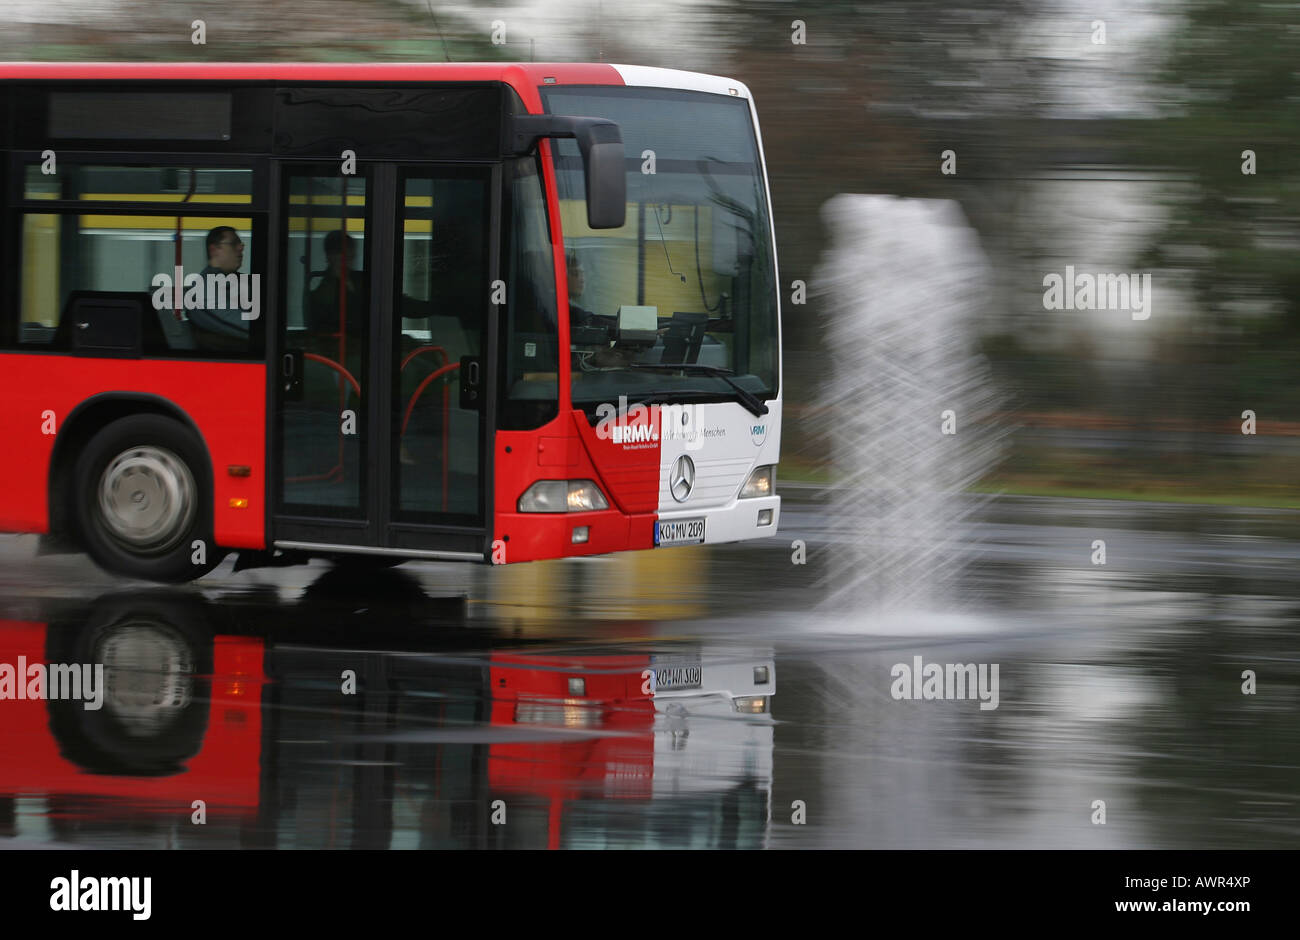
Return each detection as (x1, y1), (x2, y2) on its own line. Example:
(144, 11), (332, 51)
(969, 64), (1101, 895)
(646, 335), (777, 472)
(401, 363), (459, 437)
(303, 352), (361, 397)
(285, 353), (362, 484)
(401, 362), (460, 511)
(294, 339), (461, 506)
(401, 344), (449, 372)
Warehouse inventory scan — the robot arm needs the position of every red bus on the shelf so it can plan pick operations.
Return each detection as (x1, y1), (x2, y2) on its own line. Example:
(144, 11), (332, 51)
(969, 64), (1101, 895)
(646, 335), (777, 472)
(0, 63), (782, 581)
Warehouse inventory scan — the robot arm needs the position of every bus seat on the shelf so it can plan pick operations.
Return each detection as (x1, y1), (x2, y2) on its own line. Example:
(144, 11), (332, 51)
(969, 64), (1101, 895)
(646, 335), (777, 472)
(54, 290), (160, 356)
(154, 305), (197, 352)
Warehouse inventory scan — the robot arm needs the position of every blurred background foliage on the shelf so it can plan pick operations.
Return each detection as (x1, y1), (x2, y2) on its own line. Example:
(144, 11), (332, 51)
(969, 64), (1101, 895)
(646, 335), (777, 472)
(4, 0), (1298, 502)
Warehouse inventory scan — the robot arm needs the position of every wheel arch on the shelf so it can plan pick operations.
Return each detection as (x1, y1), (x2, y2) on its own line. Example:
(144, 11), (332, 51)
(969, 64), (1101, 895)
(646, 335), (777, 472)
(48, 393), (215, 547)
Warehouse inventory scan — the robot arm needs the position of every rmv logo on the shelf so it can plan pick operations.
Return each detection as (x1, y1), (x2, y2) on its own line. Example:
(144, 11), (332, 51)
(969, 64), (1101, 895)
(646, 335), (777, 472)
(612, 424), (657, 444)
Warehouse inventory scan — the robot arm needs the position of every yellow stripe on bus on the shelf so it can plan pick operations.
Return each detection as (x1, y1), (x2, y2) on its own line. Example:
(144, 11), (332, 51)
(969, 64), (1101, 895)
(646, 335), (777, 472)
(286, 194), (368, 207)
(76, 193), (253, 204)
(51, 216), (429, 236)
(77, 216), (253, 230)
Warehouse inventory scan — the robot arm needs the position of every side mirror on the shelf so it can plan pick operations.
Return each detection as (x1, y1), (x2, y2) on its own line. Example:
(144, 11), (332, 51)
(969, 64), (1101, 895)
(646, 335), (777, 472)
(512, 115), (626, 229)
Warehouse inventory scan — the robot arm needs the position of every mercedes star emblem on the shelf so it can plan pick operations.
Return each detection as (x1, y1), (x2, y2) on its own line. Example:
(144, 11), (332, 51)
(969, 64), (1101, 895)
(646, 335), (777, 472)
(670, 454), (695, 503)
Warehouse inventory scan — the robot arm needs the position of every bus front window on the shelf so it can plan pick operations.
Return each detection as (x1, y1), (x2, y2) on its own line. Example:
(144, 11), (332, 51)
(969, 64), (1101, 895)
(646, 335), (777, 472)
(542, 87), (779, 416)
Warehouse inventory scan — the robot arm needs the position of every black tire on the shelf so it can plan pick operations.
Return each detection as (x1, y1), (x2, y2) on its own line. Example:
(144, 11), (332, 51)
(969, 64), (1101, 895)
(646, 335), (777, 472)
(73, 414), (225, 582)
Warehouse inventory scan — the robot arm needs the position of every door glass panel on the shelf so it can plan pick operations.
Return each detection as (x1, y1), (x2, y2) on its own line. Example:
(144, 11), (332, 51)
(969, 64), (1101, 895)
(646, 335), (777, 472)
(281, 171), (370, 516)
(392, 171), (488, 521)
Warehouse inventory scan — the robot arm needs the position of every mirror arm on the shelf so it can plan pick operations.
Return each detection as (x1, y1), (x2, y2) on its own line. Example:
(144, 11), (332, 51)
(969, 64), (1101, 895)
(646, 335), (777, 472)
(509, 114), (626, 230)
(510, 115), (612, 157)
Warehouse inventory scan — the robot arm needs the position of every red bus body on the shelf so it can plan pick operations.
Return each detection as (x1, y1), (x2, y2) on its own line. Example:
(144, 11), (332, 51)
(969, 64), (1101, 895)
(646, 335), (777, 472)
(0, 62), (782, 577)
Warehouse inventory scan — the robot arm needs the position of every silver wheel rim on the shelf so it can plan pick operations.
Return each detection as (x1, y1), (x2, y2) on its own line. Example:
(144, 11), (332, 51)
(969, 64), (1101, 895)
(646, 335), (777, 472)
(97, 621), (194, 737)
(97, 445), (196, 553)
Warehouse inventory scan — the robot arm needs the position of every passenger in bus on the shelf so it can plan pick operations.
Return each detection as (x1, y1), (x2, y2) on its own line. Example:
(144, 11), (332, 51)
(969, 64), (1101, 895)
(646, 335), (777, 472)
(308, 230), (367, 342)
(189, 225), (250, 352)
(566, 249), (637, 367)
(566, 249), (596, 326)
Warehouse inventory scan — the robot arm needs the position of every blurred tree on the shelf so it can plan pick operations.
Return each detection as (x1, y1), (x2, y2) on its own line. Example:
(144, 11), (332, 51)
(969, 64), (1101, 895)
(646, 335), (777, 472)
(1141, 0), (1300, 415)
(0, 1), (511, 63)
(700, 0), (1069, 356)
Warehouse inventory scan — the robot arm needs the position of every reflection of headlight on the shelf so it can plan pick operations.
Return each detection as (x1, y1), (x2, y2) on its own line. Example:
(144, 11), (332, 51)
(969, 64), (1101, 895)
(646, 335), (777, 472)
(97, 622), (193, 737)
(513, 698), (602, 727)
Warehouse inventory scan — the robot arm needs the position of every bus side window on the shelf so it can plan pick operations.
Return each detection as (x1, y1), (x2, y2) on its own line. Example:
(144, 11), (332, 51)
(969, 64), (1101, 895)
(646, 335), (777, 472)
(10, 164), (259, 357)
(499, 157), (559, 430)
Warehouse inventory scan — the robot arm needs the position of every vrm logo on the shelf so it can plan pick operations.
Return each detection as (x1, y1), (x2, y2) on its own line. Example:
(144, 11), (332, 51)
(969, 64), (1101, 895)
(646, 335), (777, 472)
(750, 423), (768, 446)
(612, 424), (658, 444)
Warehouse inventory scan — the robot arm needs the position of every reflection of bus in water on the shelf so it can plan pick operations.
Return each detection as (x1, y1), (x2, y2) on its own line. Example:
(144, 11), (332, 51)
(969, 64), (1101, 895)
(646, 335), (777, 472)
(489, 648), (774, 849)
(0, 598), (264, 830)
(0, 581), (773, 849)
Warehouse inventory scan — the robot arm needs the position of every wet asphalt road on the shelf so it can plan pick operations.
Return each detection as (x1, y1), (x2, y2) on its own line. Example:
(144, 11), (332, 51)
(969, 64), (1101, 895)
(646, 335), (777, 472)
(0, 487), (1297, 849)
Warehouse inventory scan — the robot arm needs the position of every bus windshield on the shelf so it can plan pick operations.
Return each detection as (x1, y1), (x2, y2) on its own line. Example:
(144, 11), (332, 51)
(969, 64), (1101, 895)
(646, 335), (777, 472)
(542, 87), (779, 414)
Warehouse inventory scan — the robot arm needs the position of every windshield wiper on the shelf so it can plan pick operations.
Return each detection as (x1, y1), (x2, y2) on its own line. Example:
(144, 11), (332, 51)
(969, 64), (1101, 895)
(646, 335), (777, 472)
(598, 388), (731, 414)
(626, 363), (769, 416)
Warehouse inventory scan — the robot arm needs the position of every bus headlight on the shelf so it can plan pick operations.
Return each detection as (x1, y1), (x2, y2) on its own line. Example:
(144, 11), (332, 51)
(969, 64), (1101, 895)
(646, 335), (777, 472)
(739, 465), (775, 498)
(518, 480), (609, 513)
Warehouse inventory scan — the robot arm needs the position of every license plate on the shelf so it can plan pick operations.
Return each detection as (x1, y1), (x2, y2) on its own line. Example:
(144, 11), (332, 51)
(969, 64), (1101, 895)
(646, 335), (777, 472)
(656, 517), (705, 546)
(652, 663), (702, 691)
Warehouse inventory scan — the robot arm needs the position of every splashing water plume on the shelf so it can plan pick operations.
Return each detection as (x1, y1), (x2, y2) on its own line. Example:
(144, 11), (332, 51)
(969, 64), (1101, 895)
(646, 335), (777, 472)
(814, 195), (1007, 619)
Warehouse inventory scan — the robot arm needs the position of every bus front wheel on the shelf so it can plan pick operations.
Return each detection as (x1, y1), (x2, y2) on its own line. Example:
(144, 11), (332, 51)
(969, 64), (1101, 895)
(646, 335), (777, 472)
(74, 415), (224, 582)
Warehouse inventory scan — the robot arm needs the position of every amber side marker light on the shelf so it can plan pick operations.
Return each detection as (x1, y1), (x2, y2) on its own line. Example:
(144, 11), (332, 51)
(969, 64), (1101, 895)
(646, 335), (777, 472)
(227, 465), (252, 477)
(229, 498), (249, 509)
